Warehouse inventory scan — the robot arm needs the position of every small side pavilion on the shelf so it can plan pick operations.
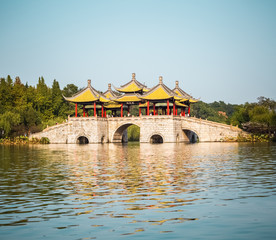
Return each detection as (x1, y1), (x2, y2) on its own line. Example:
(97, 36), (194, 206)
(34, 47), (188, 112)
(63, 80), (110, 117)
(172, 81), (198, 116)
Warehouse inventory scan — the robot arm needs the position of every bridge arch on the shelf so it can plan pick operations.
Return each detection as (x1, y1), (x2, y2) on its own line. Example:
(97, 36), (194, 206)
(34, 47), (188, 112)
(76, 135), (89, 144)
(182, 128), (199, 143)
(112, 122), (141, 143)
(147, 132), (165, 144)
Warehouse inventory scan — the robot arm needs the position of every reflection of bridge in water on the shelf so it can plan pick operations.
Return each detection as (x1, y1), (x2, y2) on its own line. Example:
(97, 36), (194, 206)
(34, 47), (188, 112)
(31, 115), (244, 144)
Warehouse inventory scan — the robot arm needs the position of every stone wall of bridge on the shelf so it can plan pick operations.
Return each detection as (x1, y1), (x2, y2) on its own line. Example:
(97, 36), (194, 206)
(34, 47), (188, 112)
(30, 117), (108, 144)
(30, 115), (246, 144)
(181, 117), (244, 142)
(108, 116), (186, 143)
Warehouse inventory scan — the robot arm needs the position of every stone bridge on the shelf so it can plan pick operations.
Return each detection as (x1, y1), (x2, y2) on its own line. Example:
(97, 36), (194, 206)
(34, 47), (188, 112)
(30, 115), (245, 144)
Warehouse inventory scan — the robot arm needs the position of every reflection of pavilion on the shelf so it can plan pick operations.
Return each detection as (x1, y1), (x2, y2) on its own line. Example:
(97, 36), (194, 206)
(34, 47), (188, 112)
(63, 73), (198, 117)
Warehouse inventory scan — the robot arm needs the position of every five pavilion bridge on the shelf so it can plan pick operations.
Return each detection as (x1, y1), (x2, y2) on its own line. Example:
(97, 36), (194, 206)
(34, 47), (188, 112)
(30, 115), (244, 144)
(30, 73), (246, 143)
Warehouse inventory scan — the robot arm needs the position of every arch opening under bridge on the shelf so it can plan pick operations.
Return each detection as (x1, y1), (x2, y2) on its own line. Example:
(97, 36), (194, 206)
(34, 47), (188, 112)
(182, 129), (199, 143)
(77, 136), (89, 144)
(112, 123), (140, 143)
(150, 134), (163, 144)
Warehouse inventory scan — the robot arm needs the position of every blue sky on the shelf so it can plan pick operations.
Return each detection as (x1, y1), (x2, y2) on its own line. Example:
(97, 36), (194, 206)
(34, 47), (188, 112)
(0, 0), (275, 104)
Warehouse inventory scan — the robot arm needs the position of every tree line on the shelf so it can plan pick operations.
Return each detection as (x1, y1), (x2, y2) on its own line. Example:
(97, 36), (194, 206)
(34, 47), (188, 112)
(0, 75), (79, 137)
(191, 97), (276, 138)
(0, 75), (275, 139)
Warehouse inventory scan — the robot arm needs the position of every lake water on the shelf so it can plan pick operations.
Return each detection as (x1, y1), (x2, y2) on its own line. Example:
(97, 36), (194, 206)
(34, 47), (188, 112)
(1, 142), (276, 240)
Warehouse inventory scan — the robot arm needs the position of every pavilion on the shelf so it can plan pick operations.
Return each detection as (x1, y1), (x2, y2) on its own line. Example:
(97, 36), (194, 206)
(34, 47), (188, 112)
(63, 73), (197, 118)
(139, 76), (187, 116)
(113, 73), (148, 117)
(63, 79), (109, 117)
(172, 80), (198, 116)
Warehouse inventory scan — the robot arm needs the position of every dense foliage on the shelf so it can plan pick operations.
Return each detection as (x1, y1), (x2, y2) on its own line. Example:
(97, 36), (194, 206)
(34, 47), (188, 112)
(0, 75), (79, 137)
(0, 75), (275, 140)
(230, 97), (276, 136)
(191, 98), (276, 137)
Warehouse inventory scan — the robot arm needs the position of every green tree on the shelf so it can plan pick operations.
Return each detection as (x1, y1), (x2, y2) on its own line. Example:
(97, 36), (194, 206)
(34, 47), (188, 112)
(191, 101), (227, 123)
(249, 105), (275, 135)
(12, 76), (27, 112)
(127, 125), (140, 141)
(62, 84), (78, 97)
(0, 76), (14, 113)
(0, 111), (21, 137)
(62, 84), (79, 117)
(35, 76), (53, 120)
(51, 79), (63, 116)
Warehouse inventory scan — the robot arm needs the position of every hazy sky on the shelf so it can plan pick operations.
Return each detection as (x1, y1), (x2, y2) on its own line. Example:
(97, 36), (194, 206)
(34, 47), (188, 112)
(1, 0), (275, 104)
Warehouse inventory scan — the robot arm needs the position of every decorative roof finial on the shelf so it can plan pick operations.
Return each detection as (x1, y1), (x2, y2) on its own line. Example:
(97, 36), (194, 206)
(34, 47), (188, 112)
(132, 73), (136, 80)
(159, 76), (163, 84)
(175, 80), (179, 88)
(108, 83), (111, 90)
(87, 79), (91, 87)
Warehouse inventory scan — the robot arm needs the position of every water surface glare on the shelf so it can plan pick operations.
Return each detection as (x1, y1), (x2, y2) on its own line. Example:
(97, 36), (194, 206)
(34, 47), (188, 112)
(1, 143), (276, 239)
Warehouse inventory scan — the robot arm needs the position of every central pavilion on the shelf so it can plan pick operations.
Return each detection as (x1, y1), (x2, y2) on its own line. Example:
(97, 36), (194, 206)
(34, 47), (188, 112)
(63, 73), (198, 117)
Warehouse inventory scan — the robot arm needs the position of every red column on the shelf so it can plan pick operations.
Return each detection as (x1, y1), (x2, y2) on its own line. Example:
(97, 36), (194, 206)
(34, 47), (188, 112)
(83, 105), (85, 117)
(104, 109), (106, 118)
(101, 105), (104, 117)
(173, 101), (175, 116)
(121, 103), (123, 117)
(153, 103), (156, 115)
(139, 103), (141, 116)
(94, 102), (96, 117)
(147, 101), (149, 115)
(75, 103), (77, 117)
(156, 107), (158, 115)
(176, 108), (178, 115)
(167, 100), (170, 115)
(188, 105), (191, 115)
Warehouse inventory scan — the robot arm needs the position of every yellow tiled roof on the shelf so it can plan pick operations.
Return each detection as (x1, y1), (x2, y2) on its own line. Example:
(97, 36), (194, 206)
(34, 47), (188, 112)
(139, 102), (153, 108)
(99, 96), (110, 103)
(139, 76), (184, 101)
(114, 73), (147, 93)
(105, 92), (112, 99)
(64, 88), (99, 103)
(116, 82), (143, 93)
(173, 82), (198, 103)
(63, 80), (110, 104)
(104, 101), (122, 109)
(103, 84), (121, 99)
(175, 101), (188, 107)
(114, 94), (142, 103)
(140, 87), (173, 100)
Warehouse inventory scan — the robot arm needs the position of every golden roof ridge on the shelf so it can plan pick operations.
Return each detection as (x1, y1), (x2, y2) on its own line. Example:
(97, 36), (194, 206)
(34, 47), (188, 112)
(140, 76), (182, 101)
(63, 79), (110, 103)
(172, 81), (198, 102)
(114, 73), (147, 93)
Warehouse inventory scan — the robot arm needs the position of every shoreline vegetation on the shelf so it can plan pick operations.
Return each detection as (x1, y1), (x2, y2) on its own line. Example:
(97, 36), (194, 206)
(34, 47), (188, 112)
(0, 75), (276, 143)
(0, 136), (50, 145)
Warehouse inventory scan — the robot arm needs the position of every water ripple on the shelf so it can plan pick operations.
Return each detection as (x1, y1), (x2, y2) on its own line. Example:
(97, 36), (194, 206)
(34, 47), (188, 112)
(1, 143), (276, 239)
